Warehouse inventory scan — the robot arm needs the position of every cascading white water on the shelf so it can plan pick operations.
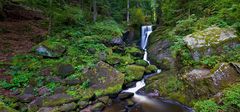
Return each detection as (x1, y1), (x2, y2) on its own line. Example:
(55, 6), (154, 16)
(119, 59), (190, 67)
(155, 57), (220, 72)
(141, 26), (152, 64)
(122, 25), (160, 104)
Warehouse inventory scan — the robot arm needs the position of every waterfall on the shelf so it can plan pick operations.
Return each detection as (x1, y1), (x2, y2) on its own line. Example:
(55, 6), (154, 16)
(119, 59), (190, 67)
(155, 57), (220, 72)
(122, 25), (160, 104)
(119, 25), (194, 112)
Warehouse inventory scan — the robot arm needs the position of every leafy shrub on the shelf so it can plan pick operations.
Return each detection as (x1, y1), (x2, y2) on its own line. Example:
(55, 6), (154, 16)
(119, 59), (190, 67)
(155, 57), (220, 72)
(130, 8), (145, 25)
(222, 83), (240, 111)
(194, 100), (220, 112)
(200, 56), (220, 68)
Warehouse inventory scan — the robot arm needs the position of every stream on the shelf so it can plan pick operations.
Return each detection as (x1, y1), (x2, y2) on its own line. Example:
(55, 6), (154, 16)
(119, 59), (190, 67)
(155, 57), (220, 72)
(103, 25), (194, 112)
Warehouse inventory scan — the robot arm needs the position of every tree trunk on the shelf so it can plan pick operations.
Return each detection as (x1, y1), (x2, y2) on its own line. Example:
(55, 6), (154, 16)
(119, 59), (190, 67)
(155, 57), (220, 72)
(127, 0), (130, 23)
(92, 0), (97, 22)
(48, 0), (53, 35)
(156, 0), (163, 26)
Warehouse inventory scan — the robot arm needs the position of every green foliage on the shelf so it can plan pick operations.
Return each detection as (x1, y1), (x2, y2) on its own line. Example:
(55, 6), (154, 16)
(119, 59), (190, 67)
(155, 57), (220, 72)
(89, 20), (123, 40)
(130, 8), (145, 25)
(194, 100), (220, 112)
(222, 83), (240, 111)
(46, 82), (60, 92)
(200, 56), (220, 68)
(0, 71), (33, 89)
(80, 80), (90, 89)
(170, 38), (195, 67)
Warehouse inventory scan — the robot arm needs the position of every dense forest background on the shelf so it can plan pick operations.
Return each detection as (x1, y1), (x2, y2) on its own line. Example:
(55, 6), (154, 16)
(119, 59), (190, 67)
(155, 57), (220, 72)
(0, 0), (240, 112)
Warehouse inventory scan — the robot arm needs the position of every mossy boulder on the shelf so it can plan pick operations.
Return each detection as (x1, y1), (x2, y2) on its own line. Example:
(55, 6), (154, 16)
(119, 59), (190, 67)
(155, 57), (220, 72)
(83, 61), (125, 96)
(56, 64), (75, 78)
(182, 63), (240, 99)
(125, 65), (146, 83)
(184, 26), (239, 60)
(0, 102), (17, 112)
(135, 60), (148, 67)
(34, 40), (66, 58)
(42, 93), (76, 107)
(145, 71), (188, 104)
(145, 65), (158, 74)
(125, 47), (143, 57)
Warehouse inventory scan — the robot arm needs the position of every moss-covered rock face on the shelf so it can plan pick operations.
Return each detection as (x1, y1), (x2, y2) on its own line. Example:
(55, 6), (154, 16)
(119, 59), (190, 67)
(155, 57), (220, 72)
(145, 65), (158, 74)
(42, 93), (76, 107)
(145, 71), (188, 105)
(83, 61), (125, 96)
(56, 64), (75, 78)
(135, 60), (148, 67)
(148, 39), (176, 70)
(0, 102), (17, 112)
(34, 40), (66, 58)
(125, 65), (146, 84)
(184, 26), (239, 60)
(182, 63), (240, 99)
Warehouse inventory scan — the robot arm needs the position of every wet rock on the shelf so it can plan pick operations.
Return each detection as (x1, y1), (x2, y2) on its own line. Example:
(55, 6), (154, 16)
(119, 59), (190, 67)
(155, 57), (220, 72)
(145, 65), (158, 74)
(18, 87), (35, 103)
(42, 93), (76, 107)
(59, 102), (77, 111)
(118, 92), (134, 100)
(40, 68), (52, 76)
(54, 87), (66, 94)
(64, 79), (82, 85)
(37, 107), (57, 112)
(83, 61), (125, 96)
(38, 87), (50, 96)
(122, 29), (135, 44)
(183, 26), (239, 60)
(111, 37), (125, 45)
(0, 101), (18, 112)
(90, 102), (105, 112)
(97, 96), (111, 105)
(46, 76), (64, 83)
(57, 64), (75, 78)
(78, 101), (89, 109)
(18, 94), (34, 103)
(231, 62), (240, 73)
(125, 65), (145, 83)
(24, 86), (35, 95)
(126, 99), (135, 107)
(28, 97), (44, 112)
(147, 89), (160, 97)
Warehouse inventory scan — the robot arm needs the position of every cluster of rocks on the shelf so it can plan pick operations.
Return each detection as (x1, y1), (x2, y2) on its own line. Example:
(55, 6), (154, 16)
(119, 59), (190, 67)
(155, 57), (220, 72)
(147, 26), (240, 105)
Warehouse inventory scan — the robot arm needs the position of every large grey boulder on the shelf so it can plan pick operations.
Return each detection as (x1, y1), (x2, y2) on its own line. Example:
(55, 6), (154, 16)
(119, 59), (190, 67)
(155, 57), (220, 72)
(183, 63), (240, 98)
(183, 26), (239, 60)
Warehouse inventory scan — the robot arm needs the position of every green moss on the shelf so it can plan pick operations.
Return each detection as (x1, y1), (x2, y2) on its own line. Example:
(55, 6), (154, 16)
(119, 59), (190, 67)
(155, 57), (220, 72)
(145, 71), (187, 104)
(125, 65), (146, 84)
(0, 102), (18, 112)
(194, 100), (220, 112)
(94, 84), (122, 97)
(135, 60), (148, 67)
(145, 65), (158, 73)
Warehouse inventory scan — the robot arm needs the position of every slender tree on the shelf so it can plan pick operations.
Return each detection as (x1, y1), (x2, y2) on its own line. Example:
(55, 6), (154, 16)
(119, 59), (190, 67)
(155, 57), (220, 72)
(127, 0), (130, 23)
(156, 0), (163, 25)
(48, 0), (53, 35)
(92, 0), (97, 22)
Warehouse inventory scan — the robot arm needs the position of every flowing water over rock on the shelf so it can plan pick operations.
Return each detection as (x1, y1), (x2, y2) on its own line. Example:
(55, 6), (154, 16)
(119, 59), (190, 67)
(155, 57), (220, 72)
(104, 25), (194, 112)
